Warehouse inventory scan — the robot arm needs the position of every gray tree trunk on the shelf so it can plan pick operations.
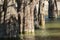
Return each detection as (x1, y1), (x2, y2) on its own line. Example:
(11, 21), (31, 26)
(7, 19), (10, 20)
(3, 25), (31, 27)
(0, 0), (6, 37)
(3, 0), (18, 37)
(34, 5), (40, 29)
(48, 0), (58, 21)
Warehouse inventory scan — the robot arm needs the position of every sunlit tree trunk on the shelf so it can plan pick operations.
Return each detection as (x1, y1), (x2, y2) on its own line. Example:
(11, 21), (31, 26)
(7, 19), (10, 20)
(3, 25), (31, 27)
(16, 0), (39, 35)
(38, 0), (45, 29)
(48, 0), (58, 21)
(24, 0), (40, 34)
(24, 0), (34, 34)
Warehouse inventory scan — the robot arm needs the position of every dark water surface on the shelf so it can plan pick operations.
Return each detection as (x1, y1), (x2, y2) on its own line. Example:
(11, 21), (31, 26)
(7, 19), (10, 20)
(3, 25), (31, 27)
(0, 36), (60, 40)
(0, 17), (60, 40)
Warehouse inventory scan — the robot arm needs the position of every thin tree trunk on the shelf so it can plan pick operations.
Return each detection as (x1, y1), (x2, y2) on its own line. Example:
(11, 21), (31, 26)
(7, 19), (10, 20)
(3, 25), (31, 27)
(38, 0), (45, 29)
(48, 0), (58, 21)
(16, 0), (24, 34)
(3, 0), (7, 37)
(0, 0), (6, 37)
(16, 0), (39, 35)
(19, 0), (24, 34)
(34, 5), (40, 29)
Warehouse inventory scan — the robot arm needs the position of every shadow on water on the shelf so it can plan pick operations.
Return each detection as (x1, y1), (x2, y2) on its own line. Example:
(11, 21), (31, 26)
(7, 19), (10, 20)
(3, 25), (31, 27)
(0, 17), (60, 40)
(0, 36), (60, 40)
(35, 36), (60, 40)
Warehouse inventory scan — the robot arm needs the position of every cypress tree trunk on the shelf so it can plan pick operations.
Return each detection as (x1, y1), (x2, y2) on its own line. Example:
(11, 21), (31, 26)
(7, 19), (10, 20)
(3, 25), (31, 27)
(24, 0), (34, 34)
(24, 0), (39, 34)
(19, 0), (24, 34)
(48, 0), (58, 21)
(3, 0), (7, 37)
(16, 0), (24, 34)
(3, 0), (18, 37)
(34, 5), (40, 29)
(0, 0), (6, 37)
(38, 0), (45, 29)
(0, 0), (3, 23)
(16, 0), (39, 35)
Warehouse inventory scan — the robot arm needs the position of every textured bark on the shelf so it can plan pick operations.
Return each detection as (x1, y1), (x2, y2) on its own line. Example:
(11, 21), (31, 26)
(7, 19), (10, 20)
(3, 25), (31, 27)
(38, 0), (45, 29)
(16, 0), (24, 34)
(16, 0), (40, 35)
(34, 5), (40, 29)
(0, 0), (6, 37)
(3, 0), (18, 37)
(24, 0), (39, 34)
(24, 0), (34, 34)
(48, 0), (58, 21)
(0, 0), (41, 37)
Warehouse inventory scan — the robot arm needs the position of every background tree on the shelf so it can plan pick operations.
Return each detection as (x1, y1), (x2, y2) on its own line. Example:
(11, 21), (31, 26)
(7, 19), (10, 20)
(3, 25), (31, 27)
(0, 0), (6, 37)
(24, 0), (39, 34)
(16, 0), (24, 34)
(38, 0), (45, 29)
(48, 0), (58, 21)
(3, 0), (18, 37)
(34, 5), (40, 29)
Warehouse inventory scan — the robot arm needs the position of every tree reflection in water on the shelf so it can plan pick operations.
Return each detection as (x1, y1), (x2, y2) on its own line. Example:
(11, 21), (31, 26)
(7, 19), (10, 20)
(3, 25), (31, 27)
(0, 36), (60, 40)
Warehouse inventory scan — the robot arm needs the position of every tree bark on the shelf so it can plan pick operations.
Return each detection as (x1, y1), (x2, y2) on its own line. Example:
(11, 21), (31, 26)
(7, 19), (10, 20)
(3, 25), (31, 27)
(16, 0), (40, 35)
(24, 0), (34, 34)
(0, 0), (6, 37)
(3, 0), (18, 37)
(38, 0), (45, 29)
(24, 0), (39, 34)
(16, 0), (24, 34)
(34, 5), (40, 29)
(48, 0), (58, 21)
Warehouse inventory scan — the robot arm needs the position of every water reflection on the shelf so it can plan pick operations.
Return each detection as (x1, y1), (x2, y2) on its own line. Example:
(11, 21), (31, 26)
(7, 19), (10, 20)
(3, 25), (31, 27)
(23, 35), (35, 40)
(0, 36), (60, 40)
